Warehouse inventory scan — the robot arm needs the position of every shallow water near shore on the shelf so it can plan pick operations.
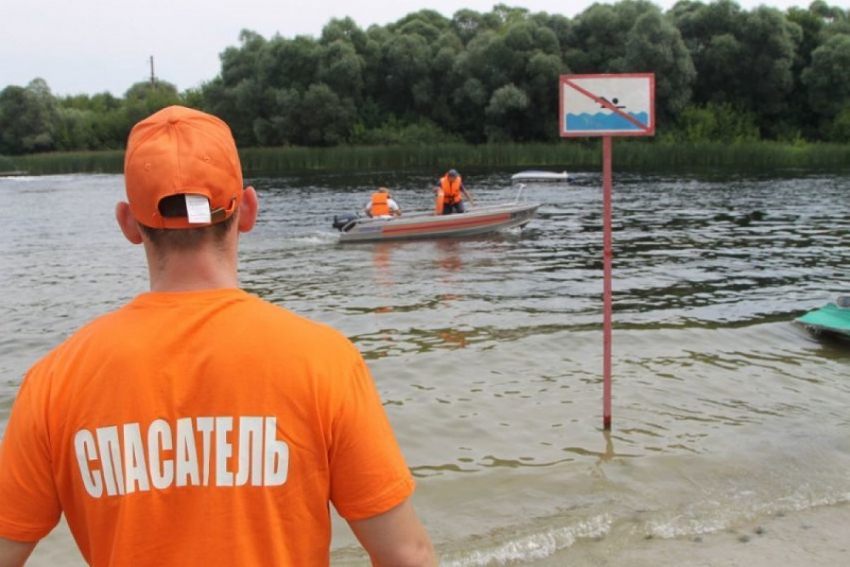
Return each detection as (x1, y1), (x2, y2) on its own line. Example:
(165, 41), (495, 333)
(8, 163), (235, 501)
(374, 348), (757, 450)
(1, 170), (848, 565)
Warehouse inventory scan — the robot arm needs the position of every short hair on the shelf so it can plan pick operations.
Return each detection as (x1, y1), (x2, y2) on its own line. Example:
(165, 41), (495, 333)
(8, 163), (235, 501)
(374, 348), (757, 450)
(139, 195), (236, 250)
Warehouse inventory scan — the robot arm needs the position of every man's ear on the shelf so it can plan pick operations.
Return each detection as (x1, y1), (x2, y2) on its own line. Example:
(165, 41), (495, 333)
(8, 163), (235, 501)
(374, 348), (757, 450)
(116, 202), (143, 244)
(238, 186), (258, 233)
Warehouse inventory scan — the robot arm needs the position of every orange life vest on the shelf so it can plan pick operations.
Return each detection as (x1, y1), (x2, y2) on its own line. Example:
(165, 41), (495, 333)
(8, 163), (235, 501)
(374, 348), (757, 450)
(371, 192), (390, 216)
(440, 175), (462, 205)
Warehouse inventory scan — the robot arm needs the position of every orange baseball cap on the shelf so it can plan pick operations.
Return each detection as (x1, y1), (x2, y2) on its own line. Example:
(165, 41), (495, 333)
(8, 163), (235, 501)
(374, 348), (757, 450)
(123, 105), (244, 229)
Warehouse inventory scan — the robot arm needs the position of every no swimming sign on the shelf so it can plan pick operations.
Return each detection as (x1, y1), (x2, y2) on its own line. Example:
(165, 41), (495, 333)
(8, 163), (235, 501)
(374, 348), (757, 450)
(559, 74), (655, 137)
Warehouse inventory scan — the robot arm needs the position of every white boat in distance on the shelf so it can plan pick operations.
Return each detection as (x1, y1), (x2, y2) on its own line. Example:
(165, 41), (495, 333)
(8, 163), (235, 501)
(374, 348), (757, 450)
(511, 170), (571, 183)
(332, 186), (540, 243)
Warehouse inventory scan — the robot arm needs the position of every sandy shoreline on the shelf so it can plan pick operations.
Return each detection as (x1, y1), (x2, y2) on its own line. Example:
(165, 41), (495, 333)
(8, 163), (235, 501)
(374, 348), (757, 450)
(26, 502), (850, 566)
(542, 502), (850, 566)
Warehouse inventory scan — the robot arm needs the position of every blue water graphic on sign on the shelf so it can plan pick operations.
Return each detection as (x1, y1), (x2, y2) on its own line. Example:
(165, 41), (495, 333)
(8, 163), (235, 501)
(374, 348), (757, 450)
(565, 111), (649, 131)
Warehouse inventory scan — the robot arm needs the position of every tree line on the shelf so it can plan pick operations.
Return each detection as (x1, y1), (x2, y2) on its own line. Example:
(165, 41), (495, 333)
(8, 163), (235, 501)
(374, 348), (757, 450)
(1, 0), (849, 156)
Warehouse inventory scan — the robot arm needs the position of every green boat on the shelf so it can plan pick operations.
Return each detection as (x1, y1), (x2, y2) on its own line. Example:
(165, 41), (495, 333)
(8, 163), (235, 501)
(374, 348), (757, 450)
(796, 296), (850, 339)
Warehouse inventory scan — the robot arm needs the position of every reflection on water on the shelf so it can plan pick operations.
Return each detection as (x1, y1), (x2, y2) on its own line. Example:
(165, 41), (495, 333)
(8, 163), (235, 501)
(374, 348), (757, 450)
(434, 239), (465, 273)
(1, 171), (849, 566)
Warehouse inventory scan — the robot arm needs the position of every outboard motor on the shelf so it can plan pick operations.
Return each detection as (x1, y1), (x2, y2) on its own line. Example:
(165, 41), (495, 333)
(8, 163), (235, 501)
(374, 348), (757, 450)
(332, 213), (359, 232)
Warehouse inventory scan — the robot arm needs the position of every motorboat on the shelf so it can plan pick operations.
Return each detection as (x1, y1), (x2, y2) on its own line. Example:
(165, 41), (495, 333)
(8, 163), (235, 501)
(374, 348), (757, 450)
(511, 170), (571, 183)
(795, 296), (850, 340)
(332, 186), (540, 243)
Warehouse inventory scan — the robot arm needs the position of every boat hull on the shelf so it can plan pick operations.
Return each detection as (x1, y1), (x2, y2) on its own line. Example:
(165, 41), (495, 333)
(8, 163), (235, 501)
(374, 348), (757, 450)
(337, 202), (540, 243)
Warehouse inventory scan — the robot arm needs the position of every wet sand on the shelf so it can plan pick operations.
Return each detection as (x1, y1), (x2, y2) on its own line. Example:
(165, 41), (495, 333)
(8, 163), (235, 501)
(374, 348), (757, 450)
(541, 503), (850, 566)
(23, 502), (850, 566)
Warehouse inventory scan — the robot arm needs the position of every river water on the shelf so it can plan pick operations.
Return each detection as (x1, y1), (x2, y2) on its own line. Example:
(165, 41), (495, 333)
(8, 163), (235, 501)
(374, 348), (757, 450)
(1, 170), (848, 565)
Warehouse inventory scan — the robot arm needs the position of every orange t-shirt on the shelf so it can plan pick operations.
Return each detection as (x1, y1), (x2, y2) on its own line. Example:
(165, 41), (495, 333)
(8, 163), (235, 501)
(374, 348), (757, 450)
(0, 289), (415, 566)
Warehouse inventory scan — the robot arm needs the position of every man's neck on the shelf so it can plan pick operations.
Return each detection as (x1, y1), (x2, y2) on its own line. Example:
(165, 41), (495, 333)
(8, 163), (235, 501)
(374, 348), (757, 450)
(145, 244), (240, 293)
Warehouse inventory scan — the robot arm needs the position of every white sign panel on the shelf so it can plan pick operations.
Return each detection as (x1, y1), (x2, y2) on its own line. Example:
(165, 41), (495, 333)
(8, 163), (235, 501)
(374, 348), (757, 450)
(560, 74), (655, 137)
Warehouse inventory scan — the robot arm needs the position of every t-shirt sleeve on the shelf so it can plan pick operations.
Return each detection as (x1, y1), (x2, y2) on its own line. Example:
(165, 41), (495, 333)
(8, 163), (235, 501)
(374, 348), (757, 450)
(0, 372), (62, 542)
(328, 356), (415, 521)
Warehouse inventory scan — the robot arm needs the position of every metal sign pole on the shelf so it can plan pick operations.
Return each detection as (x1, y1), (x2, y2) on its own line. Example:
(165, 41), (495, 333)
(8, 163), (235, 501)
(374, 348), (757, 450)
(602, 136), (613, 430)
(559, 73), (655, 432)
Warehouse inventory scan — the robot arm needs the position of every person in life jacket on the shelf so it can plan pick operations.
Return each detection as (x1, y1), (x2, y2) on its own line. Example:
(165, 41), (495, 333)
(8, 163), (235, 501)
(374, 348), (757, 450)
(436, 169), (474, 215)
(364, 187), (401, 218)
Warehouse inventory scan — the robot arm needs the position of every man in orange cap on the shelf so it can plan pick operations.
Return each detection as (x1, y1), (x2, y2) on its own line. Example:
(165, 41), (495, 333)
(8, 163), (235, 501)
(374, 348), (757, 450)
(0, 106), (436, 567)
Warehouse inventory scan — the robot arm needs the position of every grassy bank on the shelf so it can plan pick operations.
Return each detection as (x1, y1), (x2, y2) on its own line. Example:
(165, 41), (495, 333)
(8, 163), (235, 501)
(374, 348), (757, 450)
(2, 151), (124, 176)
(3, 141), (850, 177)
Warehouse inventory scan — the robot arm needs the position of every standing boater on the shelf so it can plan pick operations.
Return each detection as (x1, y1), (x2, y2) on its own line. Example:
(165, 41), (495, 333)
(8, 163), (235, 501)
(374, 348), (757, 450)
(0, 106), (436, 567)
(436, 169), (474, 214)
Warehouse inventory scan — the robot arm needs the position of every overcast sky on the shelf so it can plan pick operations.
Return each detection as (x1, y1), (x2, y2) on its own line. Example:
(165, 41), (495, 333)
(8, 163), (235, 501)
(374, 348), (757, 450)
(0, 0), (824, 97)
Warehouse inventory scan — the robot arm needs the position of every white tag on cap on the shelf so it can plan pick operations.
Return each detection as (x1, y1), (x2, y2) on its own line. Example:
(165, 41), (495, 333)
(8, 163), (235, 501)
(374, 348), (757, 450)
(185, 194), (212, 224)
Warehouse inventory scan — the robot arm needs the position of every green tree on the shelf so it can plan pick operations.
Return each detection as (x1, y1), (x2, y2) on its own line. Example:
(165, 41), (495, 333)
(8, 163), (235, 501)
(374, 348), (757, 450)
(380, 31), (433, 118)
(525, 51), (567, 140)
(426, 30), (465, 129)
(298, 83), (356, 146)
(735, 8), (799, 123)
(205, 30), (270, 144)
(485, 83), (530, 141)
(451, 17), (550, 141)
(784, 4), (831, 139)
(10, 1), (850, 151)
(530, 12), (573, 62)
(0, 86), (29, 154)
(0, 79), (60, 154)
(54, 107), (97, 151)
(123, 80), (182, 125)
(492, 4), (532, 28)
(391, 10), (448, 43)
(567, 1), (660, 73)
(260, 35), (319, 92)
(317, 40), (365, 102)
(801, 34), (850, 137)
(624, 9), (696, 123)
(450, 9), (501, 45)
(57, 92), (128, 150)
(671, 0), (746, 106)
(320, 16), (369, 52)
(255, 87), (302, 146)
(451, 77), (489, 143)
